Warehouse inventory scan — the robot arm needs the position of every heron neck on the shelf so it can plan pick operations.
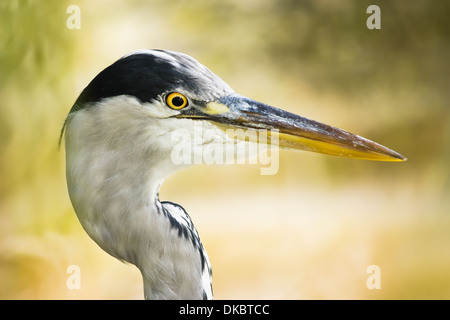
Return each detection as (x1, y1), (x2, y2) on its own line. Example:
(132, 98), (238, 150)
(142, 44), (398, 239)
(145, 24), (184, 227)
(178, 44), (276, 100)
(64, 100), (206, 299)
(66, 145), (207, 299)
(64, 102), (178, 263)
(66, 140), (164, 260)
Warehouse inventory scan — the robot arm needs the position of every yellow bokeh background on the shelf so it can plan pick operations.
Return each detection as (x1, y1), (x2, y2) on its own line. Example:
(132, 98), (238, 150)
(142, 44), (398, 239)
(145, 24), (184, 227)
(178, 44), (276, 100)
(1, 0), (449, 299)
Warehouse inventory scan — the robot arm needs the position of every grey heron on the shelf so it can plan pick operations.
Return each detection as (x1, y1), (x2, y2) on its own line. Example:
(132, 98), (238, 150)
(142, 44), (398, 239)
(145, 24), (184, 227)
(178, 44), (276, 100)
(61, 49), (405, 300)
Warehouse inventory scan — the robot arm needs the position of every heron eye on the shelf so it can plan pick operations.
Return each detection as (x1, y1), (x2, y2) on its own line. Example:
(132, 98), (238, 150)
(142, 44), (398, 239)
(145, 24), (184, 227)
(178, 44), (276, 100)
(166, 92), (188, 110)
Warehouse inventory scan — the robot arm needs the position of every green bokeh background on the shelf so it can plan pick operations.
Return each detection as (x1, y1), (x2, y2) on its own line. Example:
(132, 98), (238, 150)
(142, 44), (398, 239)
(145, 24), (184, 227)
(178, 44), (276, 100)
(1, 0), (449, 299)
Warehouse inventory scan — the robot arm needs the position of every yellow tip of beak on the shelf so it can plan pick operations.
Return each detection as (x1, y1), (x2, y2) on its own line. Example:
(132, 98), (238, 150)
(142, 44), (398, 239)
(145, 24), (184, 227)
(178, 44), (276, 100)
(276, 131), (406, 162)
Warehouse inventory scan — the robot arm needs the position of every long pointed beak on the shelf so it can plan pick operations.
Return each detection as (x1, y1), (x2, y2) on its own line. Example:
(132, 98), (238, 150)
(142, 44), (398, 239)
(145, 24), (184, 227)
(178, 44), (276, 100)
(181, 94), (406, 162)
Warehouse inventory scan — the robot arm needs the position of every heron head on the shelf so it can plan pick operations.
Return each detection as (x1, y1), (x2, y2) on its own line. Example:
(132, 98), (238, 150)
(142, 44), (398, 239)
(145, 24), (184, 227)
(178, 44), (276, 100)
(63, 49), (406, 172)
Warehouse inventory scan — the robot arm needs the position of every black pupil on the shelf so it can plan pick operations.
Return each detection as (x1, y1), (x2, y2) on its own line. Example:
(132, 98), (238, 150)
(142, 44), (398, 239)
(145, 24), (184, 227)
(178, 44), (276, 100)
(172, 96), (185, 107)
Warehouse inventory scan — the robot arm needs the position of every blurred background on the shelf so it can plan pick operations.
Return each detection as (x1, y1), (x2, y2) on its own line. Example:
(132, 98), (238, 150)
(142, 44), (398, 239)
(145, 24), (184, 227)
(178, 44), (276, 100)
(1, 0), (449, 299)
